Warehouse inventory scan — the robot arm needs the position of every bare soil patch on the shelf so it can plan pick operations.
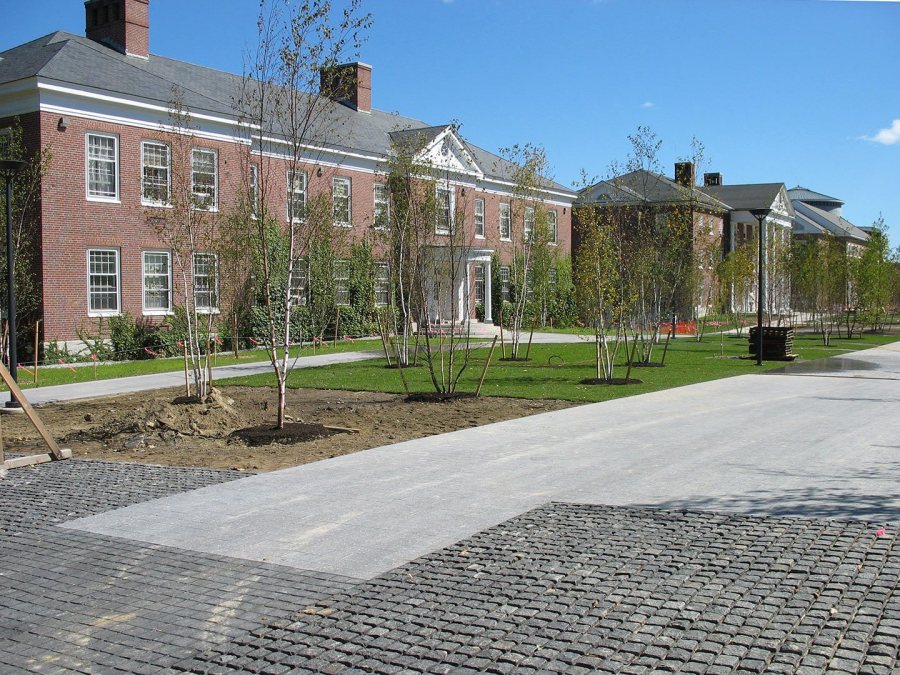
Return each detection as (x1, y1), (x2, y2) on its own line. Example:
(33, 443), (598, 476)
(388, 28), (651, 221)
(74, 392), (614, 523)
(1, 387), (576, 472)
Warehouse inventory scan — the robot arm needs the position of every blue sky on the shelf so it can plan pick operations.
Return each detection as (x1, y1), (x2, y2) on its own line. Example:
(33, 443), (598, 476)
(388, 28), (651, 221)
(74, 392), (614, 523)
(5, 0), (899, 245)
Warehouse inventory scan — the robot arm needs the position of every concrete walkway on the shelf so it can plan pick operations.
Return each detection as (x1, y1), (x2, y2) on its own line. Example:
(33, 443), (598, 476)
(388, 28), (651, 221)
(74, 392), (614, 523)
(66, 341), (900, 580)
(20, 350), (382, 405)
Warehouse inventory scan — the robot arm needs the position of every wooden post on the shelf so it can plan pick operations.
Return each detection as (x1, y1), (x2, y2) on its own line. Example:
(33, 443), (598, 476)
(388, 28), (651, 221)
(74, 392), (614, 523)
(33, 320), (40, 385)
(0, 361), (68, 461)
(206, 337), (213, 389)
(333, 306), (340, 348)
(499, 310), (506, 359)
(233, 314), (239, 359)
(182, 341), (190, 397)
(474, 336), (498, 397)
(525, 315), (536, 361)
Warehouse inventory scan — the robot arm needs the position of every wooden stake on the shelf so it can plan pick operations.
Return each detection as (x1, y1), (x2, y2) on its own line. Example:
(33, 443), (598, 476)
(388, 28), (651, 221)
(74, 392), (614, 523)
(333, 306), (340, 348)
(182, 340), (190, 397)
(499, 310), (506, 359)
(0, 361), (67, 460)
(525, 315), (536, 361)
(33, 320), (40, 385)
(475, 335), (498, 397)
(233, 314), (240, 359)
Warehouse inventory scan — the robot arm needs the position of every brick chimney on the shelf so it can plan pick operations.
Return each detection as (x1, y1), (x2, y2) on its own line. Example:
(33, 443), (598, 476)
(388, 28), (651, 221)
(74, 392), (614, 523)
(85, 0), (150, 59)
(704, 172), (723, 187)
(674, 162), (695, 188)
(320, 62), (372, 113)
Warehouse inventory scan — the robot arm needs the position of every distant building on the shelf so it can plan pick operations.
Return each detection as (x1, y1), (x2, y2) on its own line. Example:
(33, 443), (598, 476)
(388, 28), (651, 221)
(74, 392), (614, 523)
(788, 187), (869, 254)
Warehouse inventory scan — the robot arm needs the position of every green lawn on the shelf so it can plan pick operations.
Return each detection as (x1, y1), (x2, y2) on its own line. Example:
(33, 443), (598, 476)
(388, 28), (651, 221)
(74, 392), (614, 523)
(222, 332), (898, 403)
(4, 339), (381, 391)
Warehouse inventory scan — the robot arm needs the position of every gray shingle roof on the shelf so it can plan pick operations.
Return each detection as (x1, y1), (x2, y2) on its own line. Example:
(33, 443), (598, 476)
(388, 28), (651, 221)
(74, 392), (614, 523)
(581, 169), (730, 212)
(1, 31), (573, 194)
(701, 183), (785, 212)
(788, 186), (843, 206)
(792, 201), (868, 243)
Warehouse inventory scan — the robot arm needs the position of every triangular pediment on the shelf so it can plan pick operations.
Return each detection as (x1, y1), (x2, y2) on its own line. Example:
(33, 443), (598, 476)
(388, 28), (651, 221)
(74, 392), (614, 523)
(415, 126), (483, 179)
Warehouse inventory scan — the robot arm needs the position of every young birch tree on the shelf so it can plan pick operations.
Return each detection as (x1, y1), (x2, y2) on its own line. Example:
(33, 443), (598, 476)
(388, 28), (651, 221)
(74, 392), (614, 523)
(233, 0), (371, 428)
(147, 88), (219, 400)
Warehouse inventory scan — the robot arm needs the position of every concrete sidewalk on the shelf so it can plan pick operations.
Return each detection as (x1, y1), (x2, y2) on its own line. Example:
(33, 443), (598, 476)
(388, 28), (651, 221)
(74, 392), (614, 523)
(66, 341), (900, 580)
(19, 350), (382, 405)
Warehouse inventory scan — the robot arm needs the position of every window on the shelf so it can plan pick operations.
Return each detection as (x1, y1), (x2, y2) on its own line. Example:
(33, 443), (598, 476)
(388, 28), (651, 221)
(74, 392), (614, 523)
(499, 202), (511, 240)
(249, 164), (259, 218)
(193, 253), (219, 312)
(436, 186), (453, 235)
(290, 258), (308, 306)
(374, 183), (390, 230)
(141, 141), (170, 205)
(333, 177), (352, 226)
(192, 149), (218, 210)
(474, 263), (485, 305)
(474, 199), (485, 238)
(375, 262), (390, 306)
(288, 170), (307, 222)
(547, 208), (558, 244)
(549, 267), (558, 289)
(334, 259), (350, 305)
(499, 266), (511, 303)
(142, 251), (171, 314)
(524, 206), (535, 242)
(87, 249), (119, 315)
(86, 133), (118, 200)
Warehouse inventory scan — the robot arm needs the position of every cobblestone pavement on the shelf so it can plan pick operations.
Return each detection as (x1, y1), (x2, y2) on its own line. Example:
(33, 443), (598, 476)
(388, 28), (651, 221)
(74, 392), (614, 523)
(177, 503), (899, 674)
(0, 460), (359, 674)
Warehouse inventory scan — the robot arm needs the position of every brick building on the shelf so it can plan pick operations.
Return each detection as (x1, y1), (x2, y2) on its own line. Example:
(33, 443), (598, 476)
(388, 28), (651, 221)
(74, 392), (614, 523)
(0, 0), (575, 348)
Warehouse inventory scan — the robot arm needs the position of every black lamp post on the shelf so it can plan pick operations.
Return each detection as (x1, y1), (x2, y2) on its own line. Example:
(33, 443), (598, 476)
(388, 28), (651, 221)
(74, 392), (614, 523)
(749, 208), (770, 366)
(1, 157), (25, 407)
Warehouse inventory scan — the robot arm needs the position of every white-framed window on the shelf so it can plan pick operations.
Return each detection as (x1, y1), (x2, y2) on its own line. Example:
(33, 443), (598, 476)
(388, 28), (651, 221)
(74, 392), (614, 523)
(548, 208), (558, 244)
(141, 140), (170, 206)
(374, 183), (389, 230)
(288, 170), (307, 222)
(334, 259), (350, 305)
(474, 198), (485, 238)
(290, 258), (308, 306)
(86, 133), (119, 201)
(249, 164), (259, 218)
(499, 202), (511, 240)
(87, 248), (120, 315)
(192, 252), (219, 312)
(333, 177), (352, 227)
(499, 266), (511, 303)
(374, 262), (390, 306)
(436, 185), (454, 235)
(192, 148), (218, 210)
(142, 250), (172, 314)
(474, 263), (485, 305)
(549, 267), (558, 289)
(524, 206), (535, 242)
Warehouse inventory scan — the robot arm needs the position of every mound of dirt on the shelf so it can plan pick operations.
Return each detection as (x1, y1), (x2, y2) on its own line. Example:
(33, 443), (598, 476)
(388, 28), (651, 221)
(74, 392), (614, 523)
(2, 386), (577, 472)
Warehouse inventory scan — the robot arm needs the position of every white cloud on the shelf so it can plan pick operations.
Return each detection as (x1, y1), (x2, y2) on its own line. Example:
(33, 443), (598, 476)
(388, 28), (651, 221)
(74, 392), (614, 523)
(865, 119), (900, 145)
(640, 101), (655, 109)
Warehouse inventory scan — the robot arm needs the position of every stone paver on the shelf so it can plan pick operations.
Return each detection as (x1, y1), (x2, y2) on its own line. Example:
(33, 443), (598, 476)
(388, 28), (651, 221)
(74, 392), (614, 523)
(175, 502), (900, 674)
(0, 460), (360, 674)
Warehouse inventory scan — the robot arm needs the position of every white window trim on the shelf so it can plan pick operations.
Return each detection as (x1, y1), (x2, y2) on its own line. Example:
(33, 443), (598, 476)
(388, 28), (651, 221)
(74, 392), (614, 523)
(333, 176), (352, 228)
(474, 198), (485, 239)
(85, 132), (120, 203)
(287, 169), (307, 223)
(548, 208), (558, 246)
(373, 183), (389, 231)
(435, 184), (455, 236)
(192, 252), (220, 314)
(140, 140), (171, 207)
(249, 164), (260, 220)
(374, 261), (390, 306)
(524, 206), (535, 242)
(142, 250), (173, 316)
(86, 248), (121, 317)
(334, 259), (351, 305)
(499, 202), (511, 241)
(191, 148), (219, 212)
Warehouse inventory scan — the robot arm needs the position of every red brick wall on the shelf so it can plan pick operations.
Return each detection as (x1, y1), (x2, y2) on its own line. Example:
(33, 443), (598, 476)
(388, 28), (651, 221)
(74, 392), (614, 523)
(28, 110), (572, 341)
